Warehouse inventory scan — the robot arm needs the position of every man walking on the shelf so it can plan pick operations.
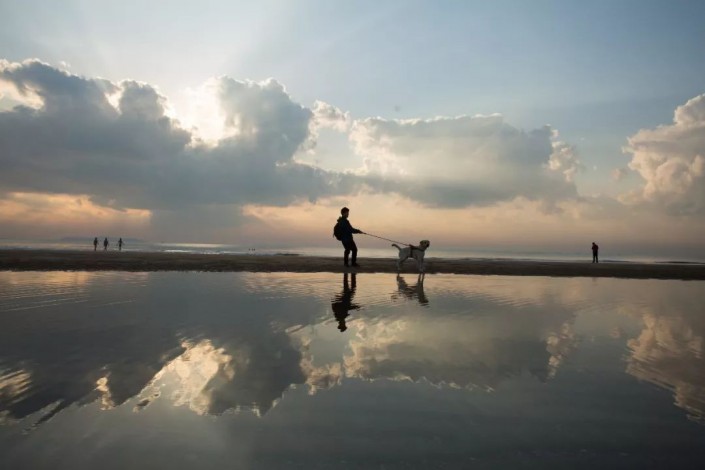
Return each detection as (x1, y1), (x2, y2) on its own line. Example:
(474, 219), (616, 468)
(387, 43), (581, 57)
(335, 207), (364, 268)
(592, 242), (599, 263)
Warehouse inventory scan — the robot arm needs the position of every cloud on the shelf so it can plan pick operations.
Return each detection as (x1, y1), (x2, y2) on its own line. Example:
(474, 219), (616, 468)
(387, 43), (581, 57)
(0, 59), (588, 240)
(547, 139), (583, 183)
(312, 100), (350, 132)
(612, 167), (630, 181)
(350, 114), (580, 208)
(623, 93), (705, 215)
(0, 60), (342, 214)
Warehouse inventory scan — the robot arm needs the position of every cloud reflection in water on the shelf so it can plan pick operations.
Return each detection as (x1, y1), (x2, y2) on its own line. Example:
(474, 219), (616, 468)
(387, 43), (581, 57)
(1, 272), (704, 430)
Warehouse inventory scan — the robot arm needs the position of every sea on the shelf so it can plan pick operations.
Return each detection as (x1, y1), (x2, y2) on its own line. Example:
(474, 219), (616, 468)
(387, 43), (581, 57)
(2, 238), (704, 264)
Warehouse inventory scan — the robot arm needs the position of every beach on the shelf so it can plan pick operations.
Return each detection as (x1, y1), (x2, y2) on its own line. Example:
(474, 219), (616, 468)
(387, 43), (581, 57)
(1, 249), (703, 280)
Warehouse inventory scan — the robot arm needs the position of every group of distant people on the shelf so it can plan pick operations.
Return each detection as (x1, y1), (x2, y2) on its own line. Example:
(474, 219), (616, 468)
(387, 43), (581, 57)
(93, 237), (124, 251)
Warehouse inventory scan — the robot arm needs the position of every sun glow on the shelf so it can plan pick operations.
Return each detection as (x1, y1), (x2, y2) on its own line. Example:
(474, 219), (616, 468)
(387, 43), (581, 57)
(169, 79), (237, 146)
(0, 192), (151, 238)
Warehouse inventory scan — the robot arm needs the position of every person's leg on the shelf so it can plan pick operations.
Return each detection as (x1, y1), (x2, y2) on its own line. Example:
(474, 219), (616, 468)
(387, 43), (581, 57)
(343, 240), (351, 266)
(350, 240), (358, 265)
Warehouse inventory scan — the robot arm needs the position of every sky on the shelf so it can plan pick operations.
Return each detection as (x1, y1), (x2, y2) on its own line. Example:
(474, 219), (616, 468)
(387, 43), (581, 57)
(1, 0), (704, 258)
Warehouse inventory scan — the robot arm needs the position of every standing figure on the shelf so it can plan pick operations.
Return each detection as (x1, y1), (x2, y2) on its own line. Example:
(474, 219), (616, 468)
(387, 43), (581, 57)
(103, 237), (109, 251)
(118, 238), (124, 251)
(93, 237), (98, 251)
(592, 242), (599, 263)
(334, 207), (364, 268)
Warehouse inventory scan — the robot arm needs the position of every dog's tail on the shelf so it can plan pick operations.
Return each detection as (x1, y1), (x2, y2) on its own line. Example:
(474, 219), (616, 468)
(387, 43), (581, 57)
(392, 243), (402, 252)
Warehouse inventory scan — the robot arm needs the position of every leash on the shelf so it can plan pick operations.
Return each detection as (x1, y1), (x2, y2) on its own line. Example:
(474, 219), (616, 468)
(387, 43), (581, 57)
(362, 232), (411, 246)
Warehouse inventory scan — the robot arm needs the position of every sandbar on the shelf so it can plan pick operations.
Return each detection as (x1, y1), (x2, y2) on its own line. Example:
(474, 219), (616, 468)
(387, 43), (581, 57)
(1, 249), (704, 280)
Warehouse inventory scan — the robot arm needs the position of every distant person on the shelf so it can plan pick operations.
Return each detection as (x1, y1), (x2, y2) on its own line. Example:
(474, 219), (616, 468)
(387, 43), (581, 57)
(331, 273), (360, 332)
(93, 237), (98, 251)
(334, 207), (364, 268)
(103, 237), (109, 251)
(118, 238), (124, 251)
(592, 242), (599, 263)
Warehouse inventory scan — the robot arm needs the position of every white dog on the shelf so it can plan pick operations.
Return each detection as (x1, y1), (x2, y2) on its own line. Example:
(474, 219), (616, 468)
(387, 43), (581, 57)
(392, 240), (430, 273)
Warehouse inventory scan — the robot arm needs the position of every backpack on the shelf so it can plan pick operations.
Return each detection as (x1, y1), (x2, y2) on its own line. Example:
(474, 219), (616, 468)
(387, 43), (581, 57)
(333, 221), (343, 240)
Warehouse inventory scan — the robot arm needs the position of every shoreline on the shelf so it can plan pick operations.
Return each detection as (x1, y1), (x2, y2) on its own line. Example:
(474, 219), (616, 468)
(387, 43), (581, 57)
(1, 249), (704, 280)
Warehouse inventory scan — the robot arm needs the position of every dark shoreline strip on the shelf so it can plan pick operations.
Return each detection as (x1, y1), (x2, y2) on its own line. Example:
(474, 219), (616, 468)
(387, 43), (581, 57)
(1, 249), (704, 280)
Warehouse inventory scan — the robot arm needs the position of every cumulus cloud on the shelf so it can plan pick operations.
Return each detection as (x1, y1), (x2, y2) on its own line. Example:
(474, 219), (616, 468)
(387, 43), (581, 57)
(312, 100), (350, 132)
(547, 139), (583, 183)
(0, 59), (587, 239)
(0, 60), (342, 214)
(350, 114), (580, 208)
(623, 93), (705, 215)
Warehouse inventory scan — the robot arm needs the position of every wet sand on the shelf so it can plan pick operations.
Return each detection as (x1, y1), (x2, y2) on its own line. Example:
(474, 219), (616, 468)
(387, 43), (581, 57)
(1, 249), (704, 279)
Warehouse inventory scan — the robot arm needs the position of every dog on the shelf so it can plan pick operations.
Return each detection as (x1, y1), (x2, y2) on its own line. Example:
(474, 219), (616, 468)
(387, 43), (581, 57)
(392, 240), (430, 273)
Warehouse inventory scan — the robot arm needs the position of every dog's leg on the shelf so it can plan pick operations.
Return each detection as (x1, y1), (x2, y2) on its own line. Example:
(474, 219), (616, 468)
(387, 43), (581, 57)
(397, 255), (408, 273)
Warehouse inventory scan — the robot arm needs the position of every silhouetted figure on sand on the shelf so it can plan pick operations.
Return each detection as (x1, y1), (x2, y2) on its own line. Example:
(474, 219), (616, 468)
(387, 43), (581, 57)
(592, 242), (599, 263)
(331, 273), (360, 332)
(103, 238), (109, 251)
(93, 237), (98, 251)
(334, 207), (364, 268)
(118, 238), (123, 251)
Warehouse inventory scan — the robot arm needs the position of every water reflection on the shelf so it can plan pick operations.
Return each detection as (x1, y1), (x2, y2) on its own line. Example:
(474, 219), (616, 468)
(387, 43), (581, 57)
(331, 273), (360, 332)
(392, 274), (428, 306)
(1, 272), (704, 433)
(619, 285), (705, 424)
(343, 300), (576, 389)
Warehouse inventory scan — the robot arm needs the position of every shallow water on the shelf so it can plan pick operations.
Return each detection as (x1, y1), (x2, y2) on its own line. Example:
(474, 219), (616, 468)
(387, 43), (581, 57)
(1, 272), (704, 469)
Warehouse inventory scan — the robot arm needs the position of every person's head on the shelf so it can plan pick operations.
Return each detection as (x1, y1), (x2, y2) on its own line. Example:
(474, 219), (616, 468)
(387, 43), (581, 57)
(341, 207), (349, 218)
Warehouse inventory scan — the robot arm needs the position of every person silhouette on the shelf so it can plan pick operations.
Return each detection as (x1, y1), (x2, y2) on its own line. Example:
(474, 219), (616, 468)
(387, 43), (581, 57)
(118, 238), (124, 251)
(592, 242), (599, 263)
(103, 237), (109, 251)
(93, 237), (98, 251)
(335, 207), (364, 268)
(331, 273), (360, 332)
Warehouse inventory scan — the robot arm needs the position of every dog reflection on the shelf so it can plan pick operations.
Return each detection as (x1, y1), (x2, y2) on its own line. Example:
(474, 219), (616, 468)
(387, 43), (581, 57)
(331, 272), (360, 332)
(392, 274), (428, 306)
